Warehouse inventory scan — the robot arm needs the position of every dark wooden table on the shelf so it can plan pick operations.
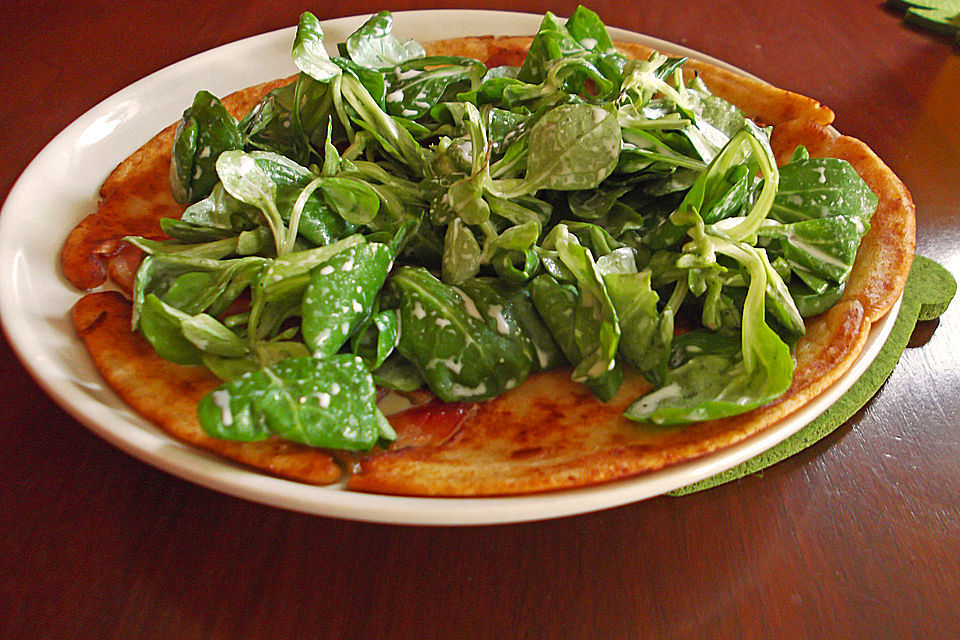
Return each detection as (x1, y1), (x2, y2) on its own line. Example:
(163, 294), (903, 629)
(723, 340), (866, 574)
(2, 1), (958, 638)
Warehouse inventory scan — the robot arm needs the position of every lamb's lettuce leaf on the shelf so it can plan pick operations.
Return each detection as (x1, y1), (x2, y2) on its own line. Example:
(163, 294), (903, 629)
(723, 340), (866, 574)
(342, 11), (425, 70)
(389, 266), (532, 402)
(198, 355), (392, 449)
(301, 241), (393, 357)
(170, 91), (243, 204)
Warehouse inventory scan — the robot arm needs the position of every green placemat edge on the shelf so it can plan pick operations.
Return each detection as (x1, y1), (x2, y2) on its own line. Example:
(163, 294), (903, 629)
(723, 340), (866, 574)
(886, 0), (960, 40)
(669, 255), (955, 496)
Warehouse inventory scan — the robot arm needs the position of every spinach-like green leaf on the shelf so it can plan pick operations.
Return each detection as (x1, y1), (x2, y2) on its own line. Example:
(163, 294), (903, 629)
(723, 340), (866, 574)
(545, 225), (621, 390)
(682, 123), (778, 243)
(500, 283), (565, 371)
(389, 266), (532, 401)
(445, 172), (491, 225)
(620, 128), (708, 172)
(343, 11), (425, 70)
(563, 221), (624, 257)
(131, 254), (266, 327)
(334, 57), (388, 108)
(528, 274), (579, 359)
(517, 11), (586, 84)
(687, 77), (748, 139)
(218, 150), (363, 251)
(238, 82), (312, 164)
(339, 73), (428, 176)
(769, 156), (878, 227)
(485, 220), (542, 284)
(441, 218), (482, 285)
(371, 353), (424, 392)
(759, 216), (864, 285)
(319, 177), (381, 225)
(564, 5), (615, 53)
(351, 309), (400, 370)
(292, 12), (342, 82)
(460, 277), (564, 372)
(301, 241), (393, 357)
(491, 249), (539, 284)
(198, 355), (390, 450)
(125, 234), (239, 260)
(139, 294), (204, 365)
(202, 341), (313, 383)
(139, 293), (248, 365)
(625, 241), (793, 424)
(385, 56), (485, 120)
(181, 313), (248, 358)
(246, 235), (365, 340)
(275, 183), (355, 248)
(216, 150), (287, 255)
(527, 273), (621, 400)
(568, 185), (632, 220)
(168, 183), (259, 241)
(244, 152), (358, 245)
(522, 103), (621, 191)
(602, 267), (670, 376)
(170, 91), (243, 204)
(790, 280), (845, 318)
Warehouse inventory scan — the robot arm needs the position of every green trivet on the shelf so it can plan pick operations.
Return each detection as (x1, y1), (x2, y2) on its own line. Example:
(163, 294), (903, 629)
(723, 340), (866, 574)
(671, 255), (955, 496)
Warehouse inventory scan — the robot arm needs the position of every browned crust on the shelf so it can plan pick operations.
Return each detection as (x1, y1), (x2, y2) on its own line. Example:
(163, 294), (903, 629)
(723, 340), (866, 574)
(72, 291), (341, 484)
(61, 35), (915, 496)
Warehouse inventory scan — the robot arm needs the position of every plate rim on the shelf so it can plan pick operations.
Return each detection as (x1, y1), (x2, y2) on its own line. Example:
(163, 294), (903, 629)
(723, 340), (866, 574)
(0, 9), (899, 526)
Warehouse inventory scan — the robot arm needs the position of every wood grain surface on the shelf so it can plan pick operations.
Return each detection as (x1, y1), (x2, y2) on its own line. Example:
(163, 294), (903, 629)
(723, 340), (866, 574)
(1, 1), (958, 638)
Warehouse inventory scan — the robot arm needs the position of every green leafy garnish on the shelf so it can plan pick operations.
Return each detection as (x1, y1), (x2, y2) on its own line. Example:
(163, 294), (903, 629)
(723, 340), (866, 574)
(198, 355), (391, 449)
(128, 7), (881, 453)
(170, 91), (243, 204)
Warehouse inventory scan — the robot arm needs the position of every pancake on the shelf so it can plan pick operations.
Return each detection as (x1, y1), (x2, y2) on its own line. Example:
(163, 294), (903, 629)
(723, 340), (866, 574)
(61, 35), (915, 494)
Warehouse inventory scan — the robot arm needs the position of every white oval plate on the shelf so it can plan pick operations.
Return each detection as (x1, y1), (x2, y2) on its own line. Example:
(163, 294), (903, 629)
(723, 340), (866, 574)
(0, 11), (898, 525)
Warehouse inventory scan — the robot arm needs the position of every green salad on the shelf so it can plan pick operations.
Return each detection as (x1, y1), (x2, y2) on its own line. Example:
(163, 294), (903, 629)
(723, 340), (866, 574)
(129, 7), (878, 452)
